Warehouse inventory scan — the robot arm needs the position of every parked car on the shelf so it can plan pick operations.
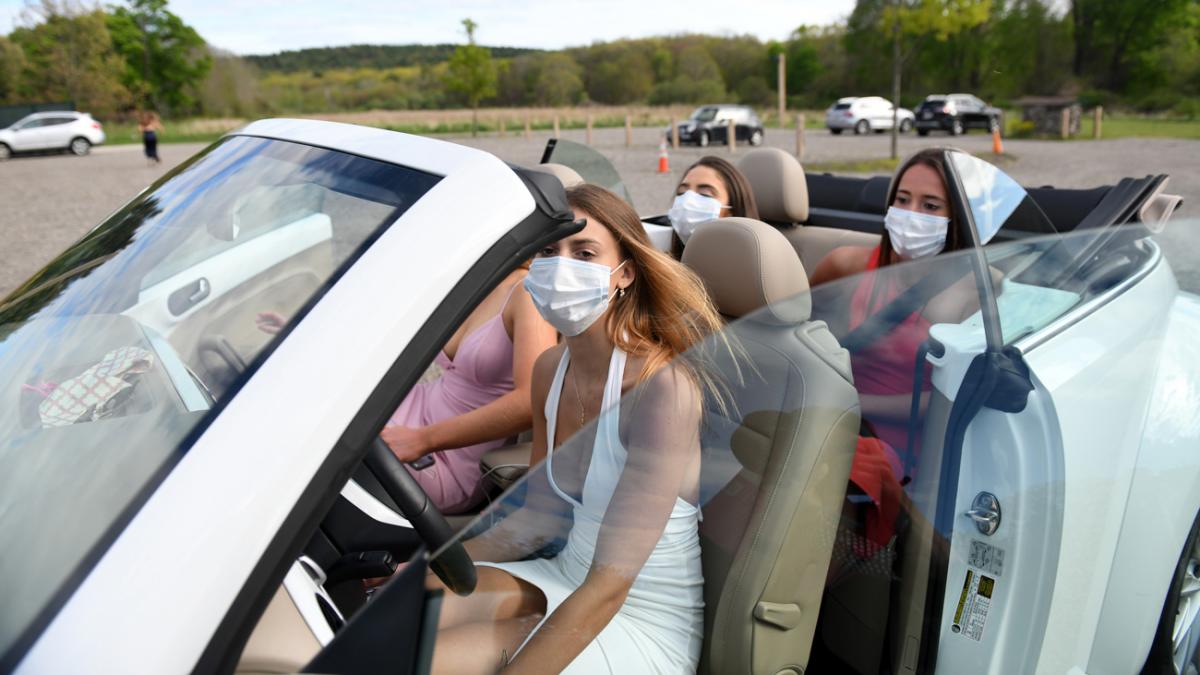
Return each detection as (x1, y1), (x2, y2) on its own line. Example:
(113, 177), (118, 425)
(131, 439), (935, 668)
(826, 96), (915, 135)
(915, 94), (1003, 136)
(665, 104), (764, 147)
(2, 120), (1195, 675)
(0, 111), (105, 159)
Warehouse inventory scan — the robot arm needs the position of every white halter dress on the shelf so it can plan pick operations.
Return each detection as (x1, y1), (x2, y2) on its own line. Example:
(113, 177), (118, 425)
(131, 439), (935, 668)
(478, 346), (704, 673)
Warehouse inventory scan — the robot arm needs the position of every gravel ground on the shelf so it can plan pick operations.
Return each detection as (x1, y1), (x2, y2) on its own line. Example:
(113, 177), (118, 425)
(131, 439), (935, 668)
(2, 126), (1197, 297)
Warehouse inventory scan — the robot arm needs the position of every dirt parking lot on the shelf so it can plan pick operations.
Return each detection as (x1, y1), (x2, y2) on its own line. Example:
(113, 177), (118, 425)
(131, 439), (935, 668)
(2, 126), (1197, 296)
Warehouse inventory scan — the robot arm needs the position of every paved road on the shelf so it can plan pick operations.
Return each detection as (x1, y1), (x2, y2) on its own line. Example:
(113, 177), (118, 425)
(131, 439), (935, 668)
(2, 126), (1197, 297)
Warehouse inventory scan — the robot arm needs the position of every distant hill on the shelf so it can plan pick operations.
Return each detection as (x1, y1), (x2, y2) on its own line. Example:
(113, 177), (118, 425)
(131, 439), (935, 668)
(245, 43), (542, 72)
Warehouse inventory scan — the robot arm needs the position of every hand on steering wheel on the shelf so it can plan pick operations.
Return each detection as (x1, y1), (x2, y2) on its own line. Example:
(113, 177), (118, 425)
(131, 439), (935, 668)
(363, 437), (477, 595)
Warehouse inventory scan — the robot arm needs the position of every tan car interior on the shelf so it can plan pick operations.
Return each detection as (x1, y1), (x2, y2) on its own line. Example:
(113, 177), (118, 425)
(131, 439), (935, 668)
(736, 146), (882, 272)
(680, 217), (859, 674)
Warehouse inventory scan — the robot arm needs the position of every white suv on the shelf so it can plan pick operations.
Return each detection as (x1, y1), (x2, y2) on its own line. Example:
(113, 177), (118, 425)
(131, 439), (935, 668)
(825, 96), (915, 135)
(0, 111), (106, 160)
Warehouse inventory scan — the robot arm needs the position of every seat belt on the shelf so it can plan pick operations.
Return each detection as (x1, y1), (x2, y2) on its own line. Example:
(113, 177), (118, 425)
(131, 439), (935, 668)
(840, 272), (957, 354)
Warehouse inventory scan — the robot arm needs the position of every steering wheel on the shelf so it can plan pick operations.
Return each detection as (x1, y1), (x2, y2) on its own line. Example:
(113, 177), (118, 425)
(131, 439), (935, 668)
(363, 437), (478, 595)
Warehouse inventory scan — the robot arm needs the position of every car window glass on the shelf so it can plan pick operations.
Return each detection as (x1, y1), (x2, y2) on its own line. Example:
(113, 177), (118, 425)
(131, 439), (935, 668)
(693, 107), (717, 122)
(0, 135), (440, 660)
(420, 247), (998, 672)
(949, 151), (1096, 343)
(543, 138), (634, 208)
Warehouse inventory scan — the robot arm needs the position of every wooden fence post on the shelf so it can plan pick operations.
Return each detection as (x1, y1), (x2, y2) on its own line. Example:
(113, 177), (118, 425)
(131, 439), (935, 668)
(796, 114), (806, 160)
(671, 117), (680, 149)
(586, 113), (593, 145)
(727, 118), (736, 152)
(1093, 106), (1103, 140)
(553, 115), (560, 138)
(524, 111), (532, 140)
(1060, 107), (1071, 140)
(499, 117), (506, 137)
(625, 113), (632, 147)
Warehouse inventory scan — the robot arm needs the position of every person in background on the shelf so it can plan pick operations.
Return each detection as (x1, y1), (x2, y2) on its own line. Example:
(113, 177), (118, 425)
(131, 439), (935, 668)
(810, 147), (999, 467)
(257, 264), (558, 514)
(138, 111), (163, 165)
(667, 156), (759, 258)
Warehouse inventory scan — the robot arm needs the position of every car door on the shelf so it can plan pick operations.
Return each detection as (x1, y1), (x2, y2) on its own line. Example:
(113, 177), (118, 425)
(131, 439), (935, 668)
(38, 116), (76, 149)
(804, 151), (1095, 674)
(7, 118), (47, 150)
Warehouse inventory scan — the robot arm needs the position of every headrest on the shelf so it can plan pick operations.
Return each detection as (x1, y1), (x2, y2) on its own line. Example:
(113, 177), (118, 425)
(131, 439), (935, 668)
(737, 147), (809, 224)
(531, 162), (583, 188)
(682, 217), (810, 325)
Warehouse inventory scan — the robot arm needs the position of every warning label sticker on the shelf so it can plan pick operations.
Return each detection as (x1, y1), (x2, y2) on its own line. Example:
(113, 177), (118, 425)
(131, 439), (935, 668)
(951, 570), (994, 641)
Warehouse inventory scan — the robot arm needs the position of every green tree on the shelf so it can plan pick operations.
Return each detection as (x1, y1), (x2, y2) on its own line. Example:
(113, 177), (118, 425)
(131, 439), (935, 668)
(0, 36), (28, 104)
(534, 52), (583, 106)
(8, 2), (132, 116)
(880, 0), (992, 156)
(107, 0), (211, 115)
(444, 18), (497, 136)
(1071, 0), (1192, 92)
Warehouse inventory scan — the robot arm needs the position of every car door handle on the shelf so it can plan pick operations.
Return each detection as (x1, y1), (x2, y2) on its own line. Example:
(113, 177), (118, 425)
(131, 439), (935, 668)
(168, 277), (210, 316)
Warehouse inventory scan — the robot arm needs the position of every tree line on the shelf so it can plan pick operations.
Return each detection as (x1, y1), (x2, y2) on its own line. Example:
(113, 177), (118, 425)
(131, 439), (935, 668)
(2, 0), (1198, 122)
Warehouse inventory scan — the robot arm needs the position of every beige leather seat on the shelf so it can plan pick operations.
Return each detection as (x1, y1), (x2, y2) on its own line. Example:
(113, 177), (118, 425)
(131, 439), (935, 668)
(681, 217), (860, 674)
(530, 162), (584, 188)
(736, 147), (880, 272)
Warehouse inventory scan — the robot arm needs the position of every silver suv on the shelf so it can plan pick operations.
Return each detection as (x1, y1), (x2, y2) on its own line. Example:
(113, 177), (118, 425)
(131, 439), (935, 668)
(0, 111), (106, 160)
(825, 96), (915, 135)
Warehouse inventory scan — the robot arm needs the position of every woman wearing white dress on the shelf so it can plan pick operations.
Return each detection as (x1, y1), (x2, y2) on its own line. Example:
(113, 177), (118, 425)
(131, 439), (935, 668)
(426, 183), (729, 674)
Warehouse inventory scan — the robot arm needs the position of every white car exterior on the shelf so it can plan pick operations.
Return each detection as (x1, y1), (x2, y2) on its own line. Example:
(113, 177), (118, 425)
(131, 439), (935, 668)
(0, 111), (106, 158)
(2, 120), (1197, 675)
(826, 96), (915, 135)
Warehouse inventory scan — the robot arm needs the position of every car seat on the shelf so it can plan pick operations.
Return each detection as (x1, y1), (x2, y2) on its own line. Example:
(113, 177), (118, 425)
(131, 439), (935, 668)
(737, 147), (881, 272)
(681, 217), (861, 674)
(530, 162), (584, 188)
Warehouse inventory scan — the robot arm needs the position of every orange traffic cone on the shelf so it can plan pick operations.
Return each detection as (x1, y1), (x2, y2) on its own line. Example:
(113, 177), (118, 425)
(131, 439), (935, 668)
(657, 141), (670, 174)
(992, 126), (1004, 155)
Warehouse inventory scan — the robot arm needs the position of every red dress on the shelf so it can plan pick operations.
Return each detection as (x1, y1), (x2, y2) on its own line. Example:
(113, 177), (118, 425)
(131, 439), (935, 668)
(848, 246), (933, 459)
(846, 246), (932, 547)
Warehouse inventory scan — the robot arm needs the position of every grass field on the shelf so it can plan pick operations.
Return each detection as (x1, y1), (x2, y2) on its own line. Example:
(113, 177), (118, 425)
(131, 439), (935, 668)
(98, 108), (1200, 146)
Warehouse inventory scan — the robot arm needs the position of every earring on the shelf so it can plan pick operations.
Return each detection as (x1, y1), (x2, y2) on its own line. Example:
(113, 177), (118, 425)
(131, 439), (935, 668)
(618, 287), (626, 298)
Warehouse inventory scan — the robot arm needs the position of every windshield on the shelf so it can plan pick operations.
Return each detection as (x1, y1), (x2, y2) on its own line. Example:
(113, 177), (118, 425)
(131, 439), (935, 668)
(691, 107), (718, 122)
(0, 134), (438, 659)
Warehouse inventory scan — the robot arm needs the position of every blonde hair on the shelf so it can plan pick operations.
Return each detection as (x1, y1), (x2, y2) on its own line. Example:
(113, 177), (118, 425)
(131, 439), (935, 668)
(566, 184), (736, 405)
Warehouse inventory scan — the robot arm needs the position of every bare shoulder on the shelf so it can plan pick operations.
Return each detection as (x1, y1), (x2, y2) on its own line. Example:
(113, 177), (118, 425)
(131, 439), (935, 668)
(810, 245), (875, 286)
(531, 344), (565, 392)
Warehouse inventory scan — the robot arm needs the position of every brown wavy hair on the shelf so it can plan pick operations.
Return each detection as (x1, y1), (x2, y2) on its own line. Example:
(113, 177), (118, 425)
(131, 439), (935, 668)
(671, 156), (760, 257)
(878, 147), (965, 267)
(566, 184), (731, 393)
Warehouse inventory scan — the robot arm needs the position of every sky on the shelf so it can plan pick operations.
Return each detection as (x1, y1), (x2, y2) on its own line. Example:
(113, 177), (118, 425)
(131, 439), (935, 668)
(0, 0), (856, 55)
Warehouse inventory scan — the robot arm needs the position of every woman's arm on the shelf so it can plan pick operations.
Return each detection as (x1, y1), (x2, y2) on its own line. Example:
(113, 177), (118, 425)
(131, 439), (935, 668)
(461, 347), (573, 564)
(809, 245), (872, 287)
(383, 285), (558, 461)
(861, 391), (930, 423)
(503, 365), (702, 673)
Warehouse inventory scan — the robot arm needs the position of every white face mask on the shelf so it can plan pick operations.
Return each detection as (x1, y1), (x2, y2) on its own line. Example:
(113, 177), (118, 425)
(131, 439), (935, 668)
(668, 190), (727, 244)
(884, 206), (950, 260)
(524, 257), (628, 336)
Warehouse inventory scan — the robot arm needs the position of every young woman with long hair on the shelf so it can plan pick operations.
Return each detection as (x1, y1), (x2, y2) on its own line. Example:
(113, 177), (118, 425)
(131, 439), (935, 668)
(809, 147), (998, 460)
(426, 183), (729, 673)
(667, 155), (759, 258)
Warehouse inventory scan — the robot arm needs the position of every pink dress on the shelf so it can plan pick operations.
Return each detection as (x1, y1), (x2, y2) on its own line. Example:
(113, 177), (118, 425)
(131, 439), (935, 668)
(388, 286), (517, 513)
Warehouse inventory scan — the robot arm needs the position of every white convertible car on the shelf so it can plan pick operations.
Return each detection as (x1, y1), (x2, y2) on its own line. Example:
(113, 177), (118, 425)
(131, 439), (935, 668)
(0, 119), (1196, 675)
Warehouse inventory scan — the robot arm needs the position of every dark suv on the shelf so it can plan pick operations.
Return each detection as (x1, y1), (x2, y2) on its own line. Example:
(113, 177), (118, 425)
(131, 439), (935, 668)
(915, 94), (1002, 136)
(665, 104), (765, 147)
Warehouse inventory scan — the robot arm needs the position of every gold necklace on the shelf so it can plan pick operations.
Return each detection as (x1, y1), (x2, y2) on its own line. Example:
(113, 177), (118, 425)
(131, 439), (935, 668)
(570, 365), (587, 427)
